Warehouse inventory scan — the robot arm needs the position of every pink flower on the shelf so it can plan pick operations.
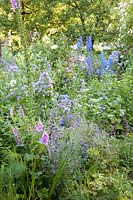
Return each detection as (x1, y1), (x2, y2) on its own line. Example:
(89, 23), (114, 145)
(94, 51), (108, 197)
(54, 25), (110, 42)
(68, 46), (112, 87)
(40, 132), (49, 146)
(35, 120), (44, 132)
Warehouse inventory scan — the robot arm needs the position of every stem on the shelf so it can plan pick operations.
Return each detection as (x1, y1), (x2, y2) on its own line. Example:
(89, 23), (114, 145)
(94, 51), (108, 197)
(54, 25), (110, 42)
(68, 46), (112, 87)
(16, 6), (30, 85)
(29, 159), (36, 200)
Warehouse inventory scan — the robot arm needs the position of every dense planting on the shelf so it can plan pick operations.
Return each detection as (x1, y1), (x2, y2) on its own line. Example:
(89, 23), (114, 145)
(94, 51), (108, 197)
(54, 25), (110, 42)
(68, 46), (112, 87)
(0, 1), (133, 200)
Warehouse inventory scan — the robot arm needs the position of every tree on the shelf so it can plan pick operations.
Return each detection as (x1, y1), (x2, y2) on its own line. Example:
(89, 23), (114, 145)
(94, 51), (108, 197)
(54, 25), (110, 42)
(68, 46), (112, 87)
(1, 0), (131, 48)
(45, 0), (120, 44)
(116, 0), (133, 48)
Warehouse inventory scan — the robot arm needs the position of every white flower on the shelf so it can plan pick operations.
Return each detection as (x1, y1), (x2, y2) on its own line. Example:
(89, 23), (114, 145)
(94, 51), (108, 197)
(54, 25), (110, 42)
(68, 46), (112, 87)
(51, 45), (58, 50)
(10, 80), (16, 87)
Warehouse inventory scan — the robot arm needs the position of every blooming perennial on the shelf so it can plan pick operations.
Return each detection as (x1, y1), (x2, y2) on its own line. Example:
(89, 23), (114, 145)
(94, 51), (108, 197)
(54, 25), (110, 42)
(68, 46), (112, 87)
(86, 36), (92, 52)
(77, 36), (82, 49)
(13, 127), (18, 137)
(40, 132), (49, 146)
(101, 51), (107, 73)
(13, 127), (21, 144)
(86, 56), (93, 76)
(32, 71), (53, 95)
(10, 0), (17, 12)
(35, 120), (44, 132)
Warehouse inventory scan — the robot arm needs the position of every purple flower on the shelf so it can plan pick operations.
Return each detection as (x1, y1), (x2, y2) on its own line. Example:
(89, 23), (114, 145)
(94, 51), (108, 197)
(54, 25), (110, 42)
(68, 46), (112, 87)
(10, 108), (14, 118)
(13, 127), (18, 137)
(35, 121), (44, 132)
(32, 71), (53, 95)
(10, 0), (17, 12)
(13, 127), (21, 144)
(1, 59), (19, 73)
(8, 64), (18, 73)
(40, 132), (49, 146)
(112, 51), (119, 61)
(81, 142), (85, 151)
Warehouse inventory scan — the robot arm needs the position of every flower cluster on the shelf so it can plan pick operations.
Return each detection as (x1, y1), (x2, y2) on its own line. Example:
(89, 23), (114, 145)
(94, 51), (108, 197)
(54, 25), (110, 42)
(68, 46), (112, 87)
(86, 36), (92, 52)
(86, 56), (93, 76)
(10, 0), (20, 12)
(75, 36), (122, 77)
(13, 127), (21, 145)
(39, 132), (49, 146)
(12, 119), (49, 146)
(8, 64), (19, 73)
(111, 51), (119, 62)
(34, 120), (49, 146)
(32, 71), (53, 95)
(82, 56), (93, 76)
(77, 35), (92, 52)
(2, 59), (19, 73)
(55, 94), (78, 112)
(77, 36), (82, 49)
(95, 52), (114, 76)
(100, 51), (107, 73)
(35, 120), (44, 132)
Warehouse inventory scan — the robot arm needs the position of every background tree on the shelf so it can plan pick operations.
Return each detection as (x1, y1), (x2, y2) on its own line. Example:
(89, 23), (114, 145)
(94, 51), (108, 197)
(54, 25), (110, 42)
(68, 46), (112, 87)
(0, 0), (132, 48)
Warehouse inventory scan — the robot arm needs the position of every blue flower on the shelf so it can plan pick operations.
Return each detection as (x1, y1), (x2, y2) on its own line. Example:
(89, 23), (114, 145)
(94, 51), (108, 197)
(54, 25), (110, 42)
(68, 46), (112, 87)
(108, 56), (113, 69)
(108, 56), (114, 75)
(81, 142), (85, 151)
(60, 119), (65, 127)
(86, 56), (93, 76)
(112, 51), (119, 61)
(110, 70), (115, 75)
(86, 36), (92, 52)
(77, 36), (82, 49)
(96, 69), (102, 76)
(101, 52), (107, 73)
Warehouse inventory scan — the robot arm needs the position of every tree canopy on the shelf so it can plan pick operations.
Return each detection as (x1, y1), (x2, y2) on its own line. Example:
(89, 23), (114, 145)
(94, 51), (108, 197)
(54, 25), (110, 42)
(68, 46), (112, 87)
(0, 0), (132, 47)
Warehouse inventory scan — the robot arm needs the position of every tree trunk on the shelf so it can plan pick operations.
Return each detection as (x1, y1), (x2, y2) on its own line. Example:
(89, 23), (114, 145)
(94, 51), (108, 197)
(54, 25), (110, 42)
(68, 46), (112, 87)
(21, 0), (25, 21)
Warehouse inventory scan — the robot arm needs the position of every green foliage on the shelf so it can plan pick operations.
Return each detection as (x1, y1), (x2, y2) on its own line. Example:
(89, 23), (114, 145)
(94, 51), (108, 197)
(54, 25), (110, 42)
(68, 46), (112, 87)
(0, 4), (133, 198)
(1, 0), (131, 46)
(116, 0), (133, 48)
